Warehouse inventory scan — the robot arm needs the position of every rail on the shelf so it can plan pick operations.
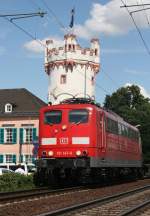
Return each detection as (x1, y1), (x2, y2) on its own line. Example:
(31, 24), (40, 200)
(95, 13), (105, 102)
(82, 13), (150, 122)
(36, 185), (150, 216)
(119, 199), (150, 216)
(0, 186), (86, 203)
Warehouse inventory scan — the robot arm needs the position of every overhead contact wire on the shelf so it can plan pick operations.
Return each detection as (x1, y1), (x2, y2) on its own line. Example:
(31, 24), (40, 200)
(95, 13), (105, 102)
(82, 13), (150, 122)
(121, 0), (150, 56)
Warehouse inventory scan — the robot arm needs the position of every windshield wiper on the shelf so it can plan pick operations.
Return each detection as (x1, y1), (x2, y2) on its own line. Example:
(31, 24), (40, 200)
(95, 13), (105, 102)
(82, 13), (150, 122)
(74, 116), (87, 125)
(45, 121), (53, 126)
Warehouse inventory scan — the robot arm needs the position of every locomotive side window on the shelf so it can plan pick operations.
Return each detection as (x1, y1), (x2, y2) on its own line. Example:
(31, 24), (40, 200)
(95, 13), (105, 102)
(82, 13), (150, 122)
(128, 128), (139, 141)
(44, 110), (62, 124)
(106, 118), (118, 134)
(69, 109), (88, 124)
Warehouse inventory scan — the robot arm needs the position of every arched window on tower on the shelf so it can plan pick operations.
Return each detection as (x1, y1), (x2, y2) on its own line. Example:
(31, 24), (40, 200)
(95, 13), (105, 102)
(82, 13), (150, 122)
(60, 74), (67, 84)
(68, 44), (72, 51)
(73, 44), (75, 51)
(91, 76), (94, 85)
(95, 49), (98, 56)
(65, 44), (67, 51)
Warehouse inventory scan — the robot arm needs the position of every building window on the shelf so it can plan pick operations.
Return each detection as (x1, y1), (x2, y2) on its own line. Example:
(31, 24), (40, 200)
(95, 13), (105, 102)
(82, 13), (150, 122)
(6, 154), (16, 163)
(24, 155), (32, 163)
(60, 75), (67, 84)
(25, 128), (33, 143)
(20, 128), (36, 144)
(4, 128), (17, 144)
(5, 103), (12, 113)
(5, 128), (13, 143)
(21, 154), (35, 164)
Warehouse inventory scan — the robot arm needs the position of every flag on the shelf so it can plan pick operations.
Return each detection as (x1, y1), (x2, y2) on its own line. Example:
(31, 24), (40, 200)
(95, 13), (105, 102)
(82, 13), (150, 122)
(69, 8), (75, 28)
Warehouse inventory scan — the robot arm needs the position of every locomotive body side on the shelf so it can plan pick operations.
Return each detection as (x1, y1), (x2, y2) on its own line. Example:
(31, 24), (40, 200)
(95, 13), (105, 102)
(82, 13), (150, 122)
(35, 103), (143, 185)
(101, 111), (142, 168)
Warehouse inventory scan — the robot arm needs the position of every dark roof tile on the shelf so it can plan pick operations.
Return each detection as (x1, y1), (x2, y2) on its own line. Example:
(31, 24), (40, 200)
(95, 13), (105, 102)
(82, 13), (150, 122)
(0, 88), (47, 117)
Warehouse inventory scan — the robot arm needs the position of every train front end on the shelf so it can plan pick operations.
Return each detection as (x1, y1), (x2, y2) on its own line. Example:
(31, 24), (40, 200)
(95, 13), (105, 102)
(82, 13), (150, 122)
(35, 103), (97, 185)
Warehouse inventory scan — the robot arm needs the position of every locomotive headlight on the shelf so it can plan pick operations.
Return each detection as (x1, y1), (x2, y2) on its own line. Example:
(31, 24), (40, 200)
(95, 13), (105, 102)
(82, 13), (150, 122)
(48, 150), (54, 157)
(76, 150), (81, 156)
(62, 124), (67, 130)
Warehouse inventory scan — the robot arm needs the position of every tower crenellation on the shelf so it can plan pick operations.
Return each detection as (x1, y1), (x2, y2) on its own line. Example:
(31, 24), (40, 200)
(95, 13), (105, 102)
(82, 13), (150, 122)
(45, 34), (100, 104)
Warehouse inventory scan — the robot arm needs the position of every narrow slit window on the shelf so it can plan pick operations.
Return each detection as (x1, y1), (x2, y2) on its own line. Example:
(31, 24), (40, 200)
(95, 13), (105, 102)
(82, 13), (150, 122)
(60, 74), (67, 84)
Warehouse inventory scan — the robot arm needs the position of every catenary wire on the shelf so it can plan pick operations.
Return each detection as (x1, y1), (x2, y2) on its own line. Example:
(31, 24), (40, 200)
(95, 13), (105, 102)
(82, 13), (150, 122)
(41, 0), (65, 30)
(27, 0), (113, 95)
(3, 13), (110, 97)
(121, 0), (150, 56)
(101, 69), (120, 89)
(140, 0), (150, 25)
(3, 16), (47, 49)
(3, 2), (115, 98)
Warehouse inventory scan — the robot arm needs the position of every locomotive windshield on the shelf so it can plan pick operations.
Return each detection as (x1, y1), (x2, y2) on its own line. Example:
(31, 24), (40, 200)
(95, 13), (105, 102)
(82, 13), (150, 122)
(44, 110), (62, 124)
(69, 109), (88, 124)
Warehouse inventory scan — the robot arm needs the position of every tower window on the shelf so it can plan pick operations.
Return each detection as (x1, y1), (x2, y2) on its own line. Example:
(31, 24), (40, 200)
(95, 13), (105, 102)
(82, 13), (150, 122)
(68, 44), (71, 50)
(95, 49), (98, 56)
(91, 76), (94, 85)
(60, 75), (67, 84)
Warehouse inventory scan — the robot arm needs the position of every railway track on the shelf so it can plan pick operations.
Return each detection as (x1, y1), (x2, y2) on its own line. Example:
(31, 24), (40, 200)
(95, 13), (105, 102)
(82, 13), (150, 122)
(0, 186), (88, 204)
(0, 179), (150, 216)
(120, 200), (150, 216)
(36, 185), (150, 216)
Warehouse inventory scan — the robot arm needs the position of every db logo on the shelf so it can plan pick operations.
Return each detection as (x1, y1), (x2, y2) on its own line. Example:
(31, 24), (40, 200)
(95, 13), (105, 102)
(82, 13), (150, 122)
(59, 137), (68, 144)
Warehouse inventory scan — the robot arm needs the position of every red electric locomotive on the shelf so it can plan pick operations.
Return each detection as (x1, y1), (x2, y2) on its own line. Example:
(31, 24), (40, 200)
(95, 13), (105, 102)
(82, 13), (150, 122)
(35, 98), (143, 185)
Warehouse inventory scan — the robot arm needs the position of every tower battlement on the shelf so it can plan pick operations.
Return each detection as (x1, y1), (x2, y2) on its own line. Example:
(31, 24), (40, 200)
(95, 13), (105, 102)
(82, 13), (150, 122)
(45, 34), (100, 104)
(45, 34), (100, 73)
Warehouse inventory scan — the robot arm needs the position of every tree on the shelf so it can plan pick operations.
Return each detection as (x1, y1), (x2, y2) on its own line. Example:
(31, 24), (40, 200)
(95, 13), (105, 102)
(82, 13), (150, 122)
(103, 85), (150, 163)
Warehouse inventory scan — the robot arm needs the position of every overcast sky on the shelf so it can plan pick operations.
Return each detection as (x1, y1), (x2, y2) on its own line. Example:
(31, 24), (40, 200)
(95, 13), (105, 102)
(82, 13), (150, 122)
(1, 0), (150, 104)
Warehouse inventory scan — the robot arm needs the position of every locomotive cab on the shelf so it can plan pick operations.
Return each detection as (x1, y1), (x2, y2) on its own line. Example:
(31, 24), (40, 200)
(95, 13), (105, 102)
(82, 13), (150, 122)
(38, 105), (99, 160)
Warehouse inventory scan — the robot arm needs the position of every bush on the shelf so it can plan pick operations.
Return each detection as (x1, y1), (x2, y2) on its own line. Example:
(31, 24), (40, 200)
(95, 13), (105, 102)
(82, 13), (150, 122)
(0, 173), (35, 192)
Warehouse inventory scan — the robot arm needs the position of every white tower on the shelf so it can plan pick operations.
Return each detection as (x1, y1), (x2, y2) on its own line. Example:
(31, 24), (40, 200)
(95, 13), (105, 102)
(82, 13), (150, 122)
(45, 34), (100, 104)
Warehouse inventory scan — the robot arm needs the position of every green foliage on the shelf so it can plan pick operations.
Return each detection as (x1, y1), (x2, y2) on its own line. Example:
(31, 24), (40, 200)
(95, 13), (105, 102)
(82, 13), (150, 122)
(104, 85), (150, 163)
(0, 173), (35, 192)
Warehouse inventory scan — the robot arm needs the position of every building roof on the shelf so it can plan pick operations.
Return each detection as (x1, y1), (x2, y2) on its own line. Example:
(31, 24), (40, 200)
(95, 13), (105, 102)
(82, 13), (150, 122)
(0, 88), (47, 118)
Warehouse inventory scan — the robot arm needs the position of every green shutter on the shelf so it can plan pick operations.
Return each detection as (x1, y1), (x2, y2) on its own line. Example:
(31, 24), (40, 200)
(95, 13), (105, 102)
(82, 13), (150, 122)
(0, 128), (4, 144)
(19, 154), (23, 163)
(21, 155), (23, 163)
(20, 128), (23, 144)
(12, 155), (16, 163)
(13, 128), (17, 144)
(0, 155), (3, 163)
(32, 156), (35, 164)
(32, 128), (37, 141)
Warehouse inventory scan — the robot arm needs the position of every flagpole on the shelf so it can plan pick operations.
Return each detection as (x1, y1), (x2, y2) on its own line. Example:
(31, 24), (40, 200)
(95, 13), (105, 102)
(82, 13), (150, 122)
(69, 8), (75, 34)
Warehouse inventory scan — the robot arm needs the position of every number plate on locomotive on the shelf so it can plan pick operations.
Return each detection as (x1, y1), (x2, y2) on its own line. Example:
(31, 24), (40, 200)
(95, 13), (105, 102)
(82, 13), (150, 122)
(56, 151), (73, 156)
